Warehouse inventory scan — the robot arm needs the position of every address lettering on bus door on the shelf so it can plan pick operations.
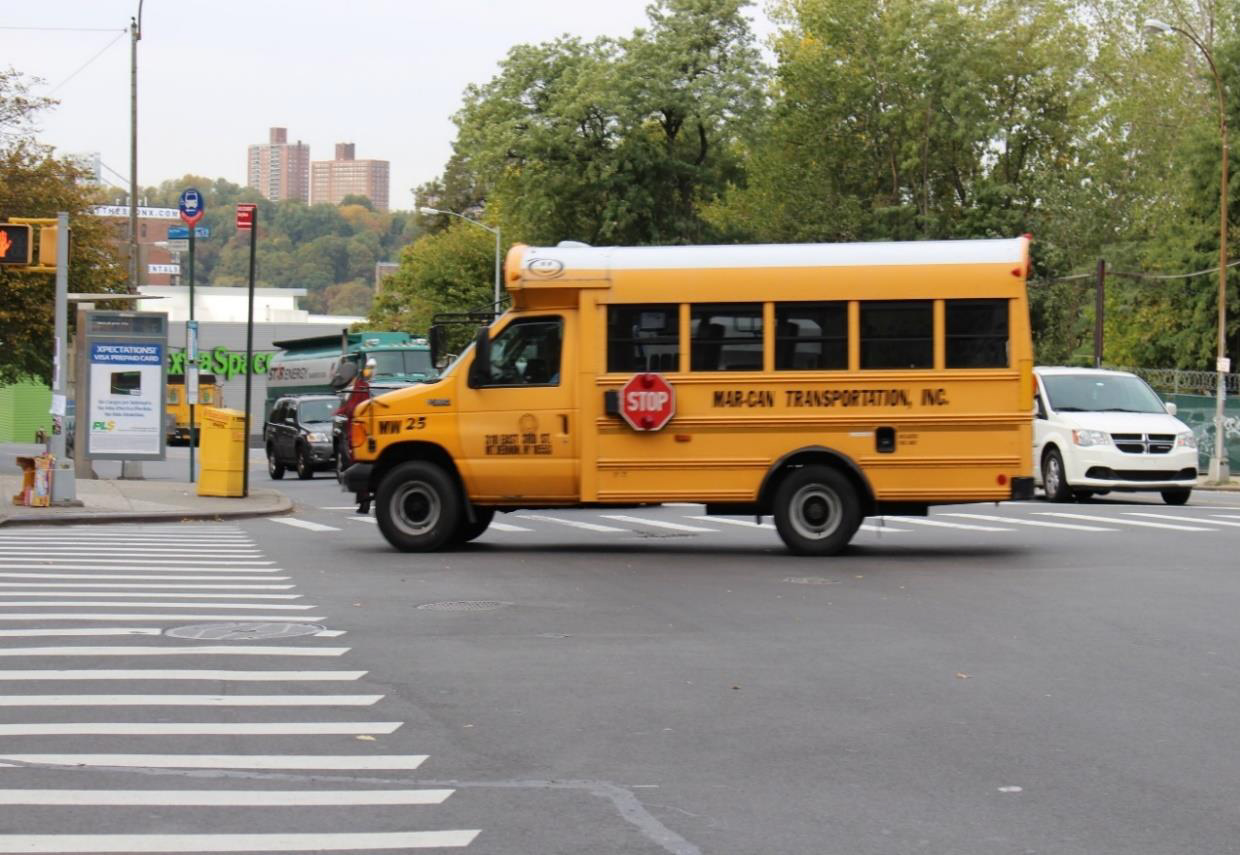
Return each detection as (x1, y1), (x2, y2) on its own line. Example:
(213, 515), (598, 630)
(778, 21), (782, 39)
(709, 388), (952, 408)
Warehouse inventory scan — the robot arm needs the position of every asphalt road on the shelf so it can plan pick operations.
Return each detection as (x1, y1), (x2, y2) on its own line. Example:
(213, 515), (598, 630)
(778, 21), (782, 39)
(0, 471), (1238, 854)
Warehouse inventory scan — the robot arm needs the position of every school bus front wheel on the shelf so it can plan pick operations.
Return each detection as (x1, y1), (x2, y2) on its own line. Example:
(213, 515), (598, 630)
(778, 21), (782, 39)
(374, 461), (463, 552)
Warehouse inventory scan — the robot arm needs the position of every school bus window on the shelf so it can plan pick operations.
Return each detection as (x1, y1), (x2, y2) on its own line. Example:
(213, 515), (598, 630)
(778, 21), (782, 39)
(167, 387), (180, 405)
(860, 300), (933, 369)
(946, 299), (1009, 368)
(607, 305), (679, 373)
(200, 388), (214, 405)
(485, 318), (563, 386)
(690, 305), (763, 371)
(775, 302), (847, 370)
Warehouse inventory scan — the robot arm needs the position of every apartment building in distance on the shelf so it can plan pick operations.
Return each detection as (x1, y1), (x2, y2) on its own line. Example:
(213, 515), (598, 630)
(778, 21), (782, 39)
(311, 143), (391, 212)
(247, 127), (311, 203)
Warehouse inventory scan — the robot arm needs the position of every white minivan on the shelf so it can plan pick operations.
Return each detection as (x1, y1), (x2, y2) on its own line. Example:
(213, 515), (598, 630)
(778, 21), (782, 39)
(1033, 367), (1199, 504)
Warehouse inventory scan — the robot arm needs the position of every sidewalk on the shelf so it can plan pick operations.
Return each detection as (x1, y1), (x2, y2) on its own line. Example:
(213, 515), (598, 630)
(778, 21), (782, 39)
(1198, 475), (1240, 491)
(0, 475), (291, 527)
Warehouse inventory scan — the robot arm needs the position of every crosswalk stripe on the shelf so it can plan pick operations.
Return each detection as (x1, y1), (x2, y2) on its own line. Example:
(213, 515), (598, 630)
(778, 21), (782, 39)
(941, 513), (1116, 532)
(269, 518), (341, 532)
(0, 789), (451, 805)
(0, 830), (480, 852)
(0, 721), (402, 735)
(347, 516), (378, 524)
(1125, 512), (1240, 528)
(0, 559), (276, 566)
(0, 601), (315, 609)
(0, 670), (365, 681)
(689, 515), (775, 529)
(0, 629), (164, 638)
(0, 754), (428, 770)
(0, 694), (383, 707)
(0, 614), (328, 622)
(0, 646), (349, 657)
(1212, 514), (1240, 520)
(319, 506), (361, 510)
(877, 516), (1013, 532)
(0, 592), (301, 599)
(489, 521), (534, 532)
(601, 514), (717, 532)
(0, 582), (294, 590)
(0, 573), (289, 581)
(1035, 512), (1214, 531)
(857, 523), (910, 533)
(0, 547), (262, 555)
(0, 539), (255, 547)
(516, 513), (628, 532)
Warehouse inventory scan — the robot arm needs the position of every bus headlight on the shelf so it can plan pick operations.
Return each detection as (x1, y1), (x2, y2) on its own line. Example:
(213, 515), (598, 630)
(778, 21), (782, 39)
(1177, 432), (1197, 449)
(1072, 429), (1111, 447)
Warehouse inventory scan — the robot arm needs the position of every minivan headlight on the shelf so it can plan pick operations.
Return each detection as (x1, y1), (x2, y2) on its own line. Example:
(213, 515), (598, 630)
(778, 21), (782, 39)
(1072, 429), (1111, 447)
(1177, 431), (1198, 449)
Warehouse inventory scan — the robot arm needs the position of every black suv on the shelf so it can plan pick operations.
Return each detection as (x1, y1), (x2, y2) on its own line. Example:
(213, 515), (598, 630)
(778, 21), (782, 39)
(264, 395), (339, 480)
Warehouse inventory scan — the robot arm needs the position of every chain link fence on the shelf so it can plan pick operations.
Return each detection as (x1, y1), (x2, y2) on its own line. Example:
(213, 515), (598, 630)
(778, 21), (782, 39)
(1118, 367), (1240, 468)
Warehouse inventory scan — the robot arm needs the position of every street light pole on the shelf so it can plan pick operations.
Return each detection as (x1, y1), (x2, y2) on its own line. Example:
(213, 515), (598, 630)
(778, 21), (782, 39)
(418, 206), (502, 310)
(1146, 18), (1231, 482)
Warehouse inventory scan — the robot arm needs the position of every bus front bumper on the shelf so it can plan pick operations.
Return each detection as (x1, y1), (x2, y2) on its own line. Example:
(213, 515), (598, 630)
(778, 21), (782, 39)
(342, 463), (373, 494)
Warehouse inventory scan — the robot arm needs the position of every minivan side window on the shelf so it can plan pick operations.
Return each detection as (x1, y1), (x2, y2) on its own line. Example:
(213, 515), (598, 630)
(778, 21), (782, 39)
(775, 302), (847, 370)
(946, 299), (1008, 368)
(690, 305), (763, 371)
(860, 301), (933, 369)
(607, 305), (679, 373)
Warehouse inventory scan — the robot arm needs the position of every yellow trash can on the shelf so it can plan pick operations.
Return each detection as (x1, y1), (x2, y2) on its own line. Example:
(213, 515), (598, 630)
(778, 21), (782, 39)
(197, 407), (247, 497)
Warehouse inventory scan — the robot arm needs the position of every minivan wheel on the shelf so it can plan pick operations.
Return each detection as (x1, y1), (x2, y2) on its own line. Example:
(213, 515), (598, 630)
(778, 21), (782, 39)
(375, 461), (461, 552)
(267, 446), (284, 480)
(1161, 488), (1191, 506)
(1042, 448), (1071, 502)
(773, 465), (861, 556)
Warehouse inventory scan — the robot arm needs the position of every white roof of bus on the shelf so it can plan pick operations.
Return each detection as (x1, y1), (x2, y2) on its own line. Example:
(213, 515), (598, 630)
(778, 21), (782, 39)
(519, 238), (1027, 273)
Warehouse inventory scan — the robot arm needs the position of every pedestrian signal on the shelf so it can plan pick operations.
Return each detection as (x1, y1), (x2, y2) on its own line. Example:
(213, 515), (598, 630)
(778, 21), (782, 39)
(38, 225), (59, 268)
(0, 224), (33, 266)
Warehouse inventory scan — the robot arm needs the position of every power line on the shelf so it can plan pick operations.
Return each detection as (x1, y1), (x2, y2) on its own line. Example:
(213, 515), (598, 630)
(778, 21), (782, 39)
(47, 29), (128, 95)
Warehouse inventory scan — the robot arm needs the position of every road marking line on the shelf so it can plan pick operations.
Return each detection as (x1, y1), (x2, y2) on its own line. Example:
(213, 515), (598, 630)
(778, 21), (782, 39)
(516, 514), (628, 532)
(0, 565), (283, 573)
(0, 614), (327, 622)
(1125, 512), (1240, 528)
(1035, 512), (1214, 531)
(489, 521), (534, 532)
(941, 513), (1116, 532)
(0, 646), (349, 657)
(0, 547), (263, 555)
(0, 540), (255, 547)
(0, 694), (380, 707)
(0, 559), (276, 566)
(0, 592), (301, 599)
(0, 670), (365, 681)
(0, 830), (479, 852)
(0, 601), (314, 610)
(857, 523), (910, 533)
(878, 516), (1013, 532)
(0, 573), (289, 580)
(0, 721), (402, 735)
(1211, 514), (1240, 520)
(0, 582), (294, 590)
(316, 629), (347, 637)
(347, 516), (378, 524)
(0, 629), (164, 638)
(689, 515), (775, 529)
(601, 514), (717, 532)
(269, 518), (341, 532)
(0, 754), (427, 769)
(0, 788), (449, 805)
(318, 506), (360, 510)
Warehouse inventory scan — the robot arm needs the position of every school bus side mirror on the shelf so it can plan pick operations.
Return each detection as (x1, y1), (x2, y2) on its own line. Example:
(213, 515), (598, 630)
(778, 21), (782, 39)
(467, 327), (492, 389)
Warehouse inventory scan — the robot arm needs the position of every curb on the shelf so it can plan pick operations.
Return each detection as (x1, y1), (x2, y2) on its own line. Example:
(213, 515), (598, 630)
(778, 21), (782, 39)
(0, 493), (294, 528)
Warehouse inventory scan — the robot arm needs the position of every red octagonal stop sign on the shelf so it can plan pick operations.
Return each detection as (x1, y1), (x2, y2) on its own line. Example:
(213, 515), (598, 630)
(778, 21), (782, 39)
(620, 373), (676, 431)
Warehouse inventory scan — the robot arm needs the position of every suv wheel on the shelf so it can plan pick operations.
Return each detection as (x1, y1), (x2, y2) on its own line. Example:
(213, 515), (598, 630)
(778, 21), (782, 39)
(1042, 448), (1071, 502)
(375, 461), (461, 552)
(267, 446), (285, 480)
(296, 446), (314, 480)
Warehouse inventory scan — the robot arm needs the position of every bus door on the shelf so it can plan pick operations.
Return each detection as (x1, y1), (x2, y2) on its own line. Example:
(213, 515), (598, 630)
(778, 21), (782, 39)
(456, 315), (578, 502)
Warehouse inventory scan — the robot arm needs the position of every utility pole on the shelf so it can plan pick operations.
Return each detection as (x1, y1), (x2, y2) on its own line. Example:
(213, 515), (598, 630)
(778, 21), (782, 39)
(128, 3), (143, 291)
(1094, 259), (1105, 369)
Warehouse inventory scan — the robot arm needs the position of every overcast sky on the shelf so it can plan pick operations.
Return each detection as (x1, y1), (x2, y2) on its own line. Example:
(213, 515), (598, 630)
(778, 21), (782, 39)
(3, 1), (774, 210)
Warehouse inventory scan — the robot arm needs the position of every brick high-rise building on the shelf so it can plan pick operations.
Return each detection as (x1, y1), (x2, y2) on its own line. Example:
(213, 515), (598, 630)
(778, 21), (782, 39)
(246, 127), (311, 203)
(311, 143), (391, 212)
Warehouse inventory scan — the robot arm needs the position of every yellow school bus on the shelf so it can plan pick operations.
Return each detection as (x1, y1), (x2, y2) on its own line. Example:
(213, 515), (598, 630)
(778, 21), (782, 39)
(166, 374), (220, 444)
(342, 238), (1035, 555)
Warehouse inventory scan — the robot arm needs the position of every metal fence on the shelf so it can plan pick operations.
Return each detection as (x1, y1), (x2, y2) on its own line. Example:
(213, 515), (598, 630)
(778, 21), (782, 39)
(1117, 367), (1240, 468)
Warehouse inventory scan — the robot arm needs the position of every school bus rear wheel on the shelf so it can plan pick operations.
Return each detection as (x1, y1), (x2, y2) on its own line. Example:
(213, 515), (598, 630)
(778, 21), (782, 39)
(772, 465), (860, 556)
(375, 461), (462, 552)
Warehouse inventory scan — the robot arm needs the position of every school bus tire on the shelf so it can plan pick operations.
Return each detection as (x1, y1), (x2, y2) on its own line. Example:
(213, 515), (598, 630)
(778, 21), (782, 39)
(375, 461), (462, 552)
(772, 465), (861, 556)
(452, 508), (496, 545)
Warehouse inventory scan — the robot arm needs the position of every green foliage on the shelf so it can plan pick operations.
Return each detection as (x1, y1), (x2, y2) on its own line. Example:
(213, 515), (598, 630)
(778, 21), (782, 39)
(368, 224), (493, 335)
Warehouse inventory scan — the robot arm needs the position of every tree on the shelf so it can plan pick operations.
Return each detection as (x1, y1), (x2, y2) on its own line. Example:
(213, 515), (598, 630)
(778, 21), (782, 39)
(0, 70), (126, 385)
(369, 223), (493, 335)
(339, 194), (374, 211)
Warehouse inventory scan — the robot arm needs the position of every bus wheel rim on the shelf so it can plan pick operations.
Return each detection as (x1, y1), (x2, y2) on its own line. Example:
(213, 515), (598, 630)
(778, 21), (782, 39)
(392, 481), (440, 536)
(789, 484), (842, 541)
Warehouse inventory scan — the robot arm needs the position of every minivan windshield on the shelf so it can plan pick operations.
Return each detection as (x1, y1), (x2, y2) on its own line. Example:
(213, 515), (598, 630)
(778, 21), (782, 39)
(1041, 373), (1166, 414)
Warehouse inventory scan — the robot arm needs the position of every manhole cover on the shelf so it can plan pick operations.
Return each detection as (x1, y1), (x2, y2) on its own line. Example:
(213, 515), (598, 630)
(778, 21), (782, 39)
(416, 600), (510, 612)
(165, 622), (325, 640)
(783, 577), (840, 586)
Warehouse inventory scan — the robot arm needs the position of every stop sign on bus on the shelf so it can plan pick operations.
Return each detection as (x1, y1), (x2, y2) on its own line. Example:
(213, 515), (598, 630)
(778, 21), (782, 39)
(620, 373), (675, 431)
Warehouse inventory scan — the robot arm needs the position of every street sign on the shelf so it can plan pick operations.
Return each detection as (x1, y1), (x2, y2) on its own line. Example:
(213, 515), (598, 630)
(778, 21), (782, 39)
(179, 188), (204, 227)
(167, 239), (190, 252)
(236, 204), (256, 231)
(167, 226), (210, 239)
(1220, 357), (1232, 373)
(619, 373), (676, 431)
(186, 320), (200, 401)
(149, 263), (181, 275)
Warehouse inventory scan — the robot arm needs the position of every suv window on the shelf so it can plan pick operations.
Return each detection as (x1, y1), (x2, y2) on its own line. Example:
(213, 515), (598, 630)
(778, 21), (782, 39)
(298, 399), (337, 424)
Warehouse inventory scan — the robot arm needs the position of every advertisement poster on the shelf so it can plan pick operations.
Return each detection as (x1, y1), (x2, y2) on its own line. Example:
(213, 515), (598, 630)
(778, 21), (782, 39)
(88, 341), (164, 456)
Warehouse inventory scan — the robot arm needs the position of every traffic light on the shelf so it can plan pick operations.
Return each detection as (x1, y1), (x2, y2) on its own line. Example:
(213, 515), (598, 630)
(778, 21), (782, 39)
(37, 225), (58, 268)
(0, 224), (33, 266)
